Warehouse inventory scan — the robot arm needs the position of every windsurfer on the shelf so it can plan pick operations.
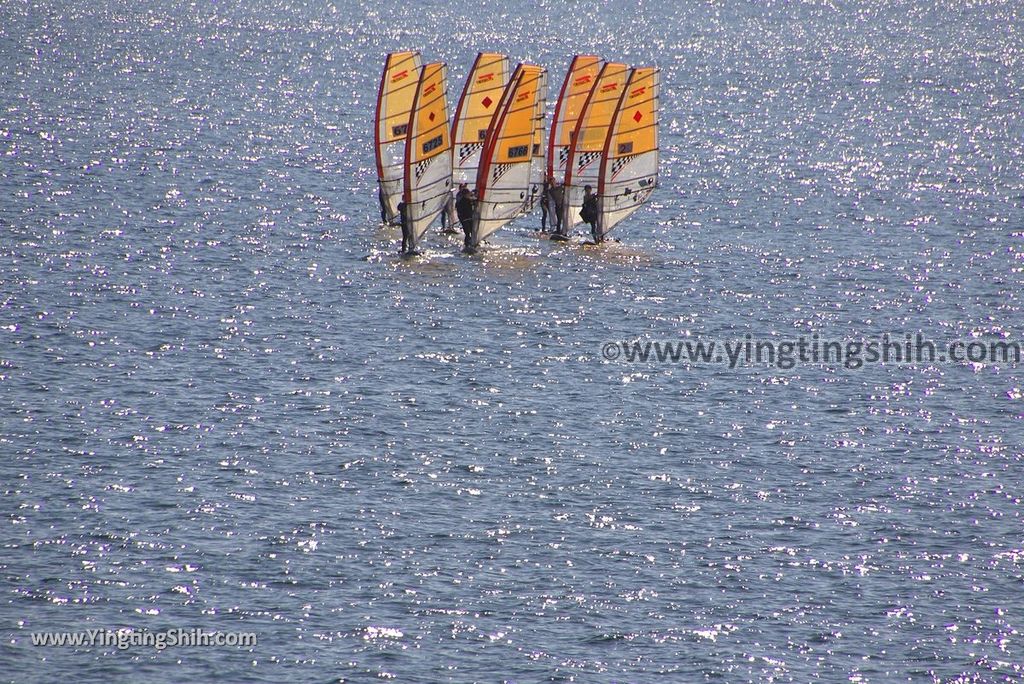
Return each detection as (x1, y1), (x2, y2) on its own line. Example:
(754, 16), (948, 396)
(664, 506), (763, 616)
(378, 185), (388, 224)
(540, 177), (551, 232)
(440, 189), (457, 233)
(455, 183), (476, 251)
(548, 179), (565, 236)
(581, 185), (599, 243)
(398, 200), (413, 254)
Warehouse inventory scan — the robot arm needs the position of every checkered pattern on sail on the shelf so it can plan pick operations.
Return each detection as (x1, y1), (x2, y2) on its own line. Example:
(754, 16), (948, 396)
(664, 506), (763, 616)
(459, 143), (483, 163)
(558, 147), (570, 165)
(576, 151), (601, 172)
(490, 162), (513, 183)
(611, 154), (636, 178)
(415, 158), (431, 180)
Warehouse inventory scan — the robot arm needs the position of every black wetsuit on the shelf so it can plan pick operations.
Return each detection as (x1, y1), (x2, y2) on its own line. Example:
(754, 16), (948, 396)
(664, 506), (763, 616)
(540, 181), (550, 232)
(549, 184), (565, 236)
(581, 192), (599, 242)
(398, 202), (413, 253)
(378, 186), (388, 224)
(455, 190), (475, 250)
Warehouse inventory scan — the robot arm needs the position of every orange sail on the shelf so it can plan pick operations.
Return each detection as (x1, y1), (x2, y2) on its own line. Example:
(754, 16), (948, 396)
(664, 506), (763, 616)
(547, 55), (603, 181)
(402, 62), (453, 250)
(561, 61), (628, 230)
(451, 52), (510, 185)
(471, 63), (547, 249)
(374, 51), (423, 223)
(597, 67), (659, 240)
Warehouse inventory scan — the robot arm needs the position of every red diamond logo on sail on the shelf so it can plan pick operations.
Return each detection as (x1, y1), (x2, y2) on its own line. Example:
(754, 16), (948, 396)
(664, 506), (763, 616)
(633, 110), (643, 123)
(482, 96), (493, 108)
(428, 112), (435, 122)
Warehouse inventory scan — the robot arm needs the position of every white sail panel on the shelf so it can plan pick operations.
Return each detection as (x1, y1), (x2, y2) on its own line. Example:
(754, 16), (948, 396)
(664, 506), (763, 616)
(525, 67), (548, 213)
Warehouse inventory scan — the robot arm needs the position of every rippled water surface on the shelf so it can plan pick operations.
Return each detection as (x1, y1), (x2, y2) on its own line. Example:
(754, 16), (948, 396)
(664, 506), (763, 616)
(2, 1), (1023, 681)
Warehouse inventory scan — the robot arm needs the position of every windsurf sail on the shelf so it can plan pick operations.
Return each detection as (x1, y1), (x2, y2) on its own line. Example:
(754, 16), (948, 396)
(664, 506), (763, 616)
(547, 55), (603, 182)
(471, 63), (547, 249)
(561, 61), (628, 232)
(597, 67), (659, 240)
(525, 67), (549, 212)
(403, 62), (453, 250)
(451, 52), (510, 186)
(375, 51), (423, 223)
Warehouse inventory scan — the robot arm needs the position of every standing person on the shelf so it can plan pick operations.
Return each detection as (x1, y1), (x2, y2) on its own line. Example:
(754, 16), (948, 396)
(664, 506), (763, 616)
(378, 185), (388, 224)
(455, 183), (476, 252)
(539, 177), (551, 233)
(548, 180), (565, 236)
(397, 200), (413, 254)
(440, 188), (457, 234)
(581, 185), (599, 243)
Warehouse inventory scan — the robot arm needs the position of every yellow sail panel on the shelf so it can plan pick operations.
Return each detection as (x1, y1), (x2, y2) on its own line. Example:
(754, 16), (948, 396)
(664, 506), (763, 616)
(573, 62), (628, 152)
(551, 55), (603, 151)
(489, 64), (544, 165)
(377, 51), (422, 145)
(409, 62), (450, 165)
(453, 52), (509, 144)
(605, 67), (658, 160)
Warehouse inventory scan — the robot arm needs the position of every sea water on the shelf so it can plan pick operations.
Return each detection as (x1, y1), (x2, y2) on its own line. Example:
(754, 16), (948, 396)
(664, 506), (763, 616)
(1, 0), (1022, 681)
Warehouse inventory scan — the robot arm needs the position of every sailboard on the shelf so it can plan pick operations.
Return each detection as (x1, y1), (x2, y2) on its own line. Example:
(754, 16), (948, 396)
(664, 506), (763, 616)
(561, 61), (628, 232)
(374, 51), (423, 224)
(596, 66), (659, 241)
(469, 62), (547, 250)
(402, 61), (453, 252)
(451, 52), (511, 186)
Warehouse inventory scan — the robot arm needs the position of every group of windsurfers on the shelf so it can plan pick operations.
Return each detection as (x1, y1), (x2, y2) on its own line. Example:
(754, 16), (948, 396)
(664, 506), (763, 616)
(383, 178), (602, 256)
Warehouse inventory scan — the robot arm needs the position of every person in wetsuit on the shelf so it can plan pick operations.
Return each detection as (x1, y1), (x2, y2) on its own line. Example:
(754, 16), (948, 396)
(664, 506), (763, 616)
(455, 183), (476, 251)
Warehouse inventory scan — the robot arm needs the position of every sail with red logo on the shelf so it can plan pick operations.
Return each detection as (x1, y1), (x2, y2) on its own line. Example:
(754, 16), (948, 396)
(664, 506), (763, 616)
(402, 62), (453, 251)
(451, 53), (511, 186)
(596, 67), (659, 241)
(468, 62), (547, 251)
(374, 51), (423, 224)
(561, 61), (628, 233)
(547, 55), (603, 184)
